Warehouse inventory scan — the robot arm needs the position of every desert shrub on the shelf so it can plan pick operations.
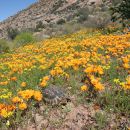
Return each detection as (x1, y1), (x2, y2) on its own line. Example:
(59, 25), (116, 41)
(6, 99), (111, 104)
(57, 18), (66, 25)
(0, 39), (10, 53)
(86, 12), (111, 29)
(94, 112), (108, 129)
(111, 0), (122, 5)
(14, 32), (36, 47)
(44, 22), (84, 37)
(101, 24), (122, 34)
(76, 8), (89, 23)
(7, 27), (19, 40)
(96, 89), (130, 115)
(22, 28), (35, 33)
(59, 22), (84, 35)
(51, 0), (65, 12)
(111, 0), (130, 29)
(78, 15), (88, 23)
(35, 21), (45, 32)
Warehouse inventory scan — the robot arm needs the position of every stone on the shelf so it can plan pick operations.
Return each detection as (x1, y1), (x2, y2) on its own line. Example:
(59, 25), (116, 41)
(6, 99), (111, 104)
(87, 0), (103, 6)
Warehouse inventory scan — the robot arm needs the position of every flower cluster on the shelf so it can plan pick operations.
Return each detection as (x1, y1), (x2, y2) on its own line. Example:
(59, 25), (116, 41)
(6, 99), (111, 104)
(0, 30), (130, 120)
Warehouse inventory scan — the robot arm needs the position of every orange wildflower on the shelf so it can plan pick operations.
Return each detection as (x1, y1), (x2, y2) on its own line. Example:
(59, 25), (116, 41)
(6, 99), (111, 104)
(18, 103), (27, 110)
(33, 91), (42, 101)
(81, 85), (88, 91)
(12, 96), (22, 103)
(10, 77), (17, 81)
(21, 82), (27, 87)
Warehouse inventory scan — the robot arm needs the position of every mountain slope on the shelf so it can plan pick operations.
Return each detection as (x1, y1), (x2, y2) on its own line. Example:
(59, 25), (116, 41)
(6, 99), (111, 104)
(0, 0), (108, 39)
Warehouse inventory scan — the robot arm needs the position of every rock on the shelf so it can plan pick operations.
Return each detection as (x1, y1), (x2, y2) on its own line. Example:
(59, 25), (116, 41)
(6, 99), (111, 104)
(87, 0), (103, 6)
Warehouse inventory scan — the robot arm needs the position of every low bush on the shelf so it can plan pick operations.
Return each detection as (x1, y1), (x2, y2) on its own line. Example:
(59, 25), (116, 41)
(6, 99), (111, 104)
(57, 18), (66, 25)
(7, 28), (19, 40)
(85, 12), (111, 29)
(14, 32), (36, 47)
(35, 21), (45, 32)
(0, 39), (10, 53)
(76, 7), (89, 23)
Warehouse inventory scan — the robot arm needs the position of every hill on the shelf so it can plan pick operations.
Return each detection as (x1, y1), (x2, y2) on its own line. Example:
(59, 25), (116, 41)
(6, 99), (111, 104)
(0, 0), (111, 39)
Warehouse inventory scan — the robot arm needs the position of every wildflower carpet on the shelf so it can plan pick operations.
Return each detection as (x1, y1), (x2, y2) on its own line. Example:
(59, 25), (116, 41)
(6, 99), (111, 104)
(0, 30), (130, 129)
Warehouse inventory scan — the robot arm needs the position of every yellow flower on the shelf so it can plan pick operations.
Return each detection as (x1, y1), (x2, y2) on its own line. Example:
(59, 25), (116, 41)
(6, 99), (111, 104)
(123, 85), (130, 90)
(39, 81), (47, 87)
(81, 85), (88, 91)
(123, 63), (129, 69)
(122, 57), (129, 63)
(21, 82), (27, 87)
(18, 90), (34, 100)
(126, 76), (130, 85)
(12, 96), (22, 103)
(97, 66), (104, 75)
(43, 76), (50, 81)
(0, 109), (13, 118)
(113, 78), (120, 84)
(19, 103), (27, 110)
(6, 120), (10, 126)
(84, 67), (94, 73)
(33, 91), (42, 101)
(0, 81), (8, 86)
(94, 82), (104, 91)
(0, 92), (12, 99)
(120, 82), (125, 87)
(10, 77), (17, 81)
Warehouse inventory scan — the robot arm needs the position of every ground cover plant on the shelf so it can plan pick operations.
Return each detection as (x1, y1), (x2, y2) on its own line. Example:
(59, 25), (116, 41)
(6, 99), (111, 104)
(0, 30), (130, 129)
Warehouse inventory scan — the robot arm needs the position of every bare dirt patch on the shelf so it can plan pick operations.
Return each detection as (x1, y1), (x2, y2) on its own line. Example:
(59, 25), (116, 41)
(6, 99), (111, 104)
(18, 101), (96, 130)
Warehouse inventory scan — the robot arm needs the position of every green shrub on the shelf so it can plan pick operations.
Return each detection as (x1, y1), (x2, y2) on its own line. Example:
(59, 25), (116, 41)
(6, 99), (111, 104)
(101, 26), (122, 35)
(96, 86), (130, 115)
(85, 12), (111, 29)
(59, 22), (83, 35)
(78, 15), (88, 23)
(94, 112), (108, 129)
(51, 0), (65, 12)
(0, 39), (10, 53)
(57, 18), (66, 25)
(35, 21), (45, 32)
(111, 0), (130, 29)
(14, 32), (36, 47)
(76, 8), (89, 23)
(7, 28), (19, 40)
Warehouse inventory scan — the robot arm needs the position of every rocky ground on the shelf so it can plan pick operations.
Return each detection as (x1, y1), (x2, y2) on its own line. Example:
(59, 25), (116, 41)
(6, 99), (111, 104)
(17, 96), (130, 130)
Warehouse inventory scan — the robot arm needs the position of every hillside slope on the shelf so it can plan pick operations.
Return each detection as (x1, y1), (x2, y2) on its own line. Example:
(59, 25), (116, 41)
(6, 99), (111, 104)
(0, 30), (130, 129)
(0, 0), (110, 39)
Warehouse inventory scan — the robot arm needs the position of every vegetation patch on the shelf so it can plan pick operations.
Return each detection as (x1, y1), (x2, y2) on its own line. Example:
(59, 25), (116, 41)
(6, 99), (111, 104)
(0, 29), (130, 129)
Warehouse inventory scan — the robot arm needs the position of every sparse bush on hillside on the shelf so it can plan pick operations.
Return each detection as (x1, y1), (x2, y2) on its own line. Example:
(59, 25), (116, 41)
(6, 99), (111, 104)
(76, 8), (89, 23)
(22, 28), (36, 33)
(110, 0), (122, 5)
(57, 18), (66, 25)
(59, 22), (83, 35)
(51, 0), (65, 13)
(86, 12), (111, 29)
(7, 27), (19, 40)
(14, 32), (36, 47)
(35, 21), (45, 32)
(0, 39), (9, 53)
(111, 0), (130, 30)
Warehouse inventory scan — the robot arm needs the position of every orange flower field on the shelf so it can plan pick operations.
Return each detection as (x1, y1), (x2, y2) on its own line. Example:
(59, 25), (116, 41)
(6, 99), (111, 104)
(0, 30), (130, 126)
